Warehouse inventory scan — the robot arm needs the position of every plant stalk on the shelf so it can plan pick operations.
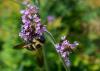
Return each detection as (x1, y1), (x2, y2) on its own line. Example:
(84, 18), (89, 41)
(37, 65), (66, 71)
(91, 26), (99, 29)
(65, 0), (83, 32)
(45, 31), (70, 71)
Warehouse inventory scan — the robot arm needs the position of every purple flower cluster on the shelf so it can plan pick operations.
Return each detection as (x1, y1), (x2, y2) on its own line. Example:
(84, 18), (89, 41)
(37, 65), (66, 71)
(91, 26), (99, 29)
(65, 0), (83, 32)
(19, 4), (46, 42)
(55, 36), (79, 67)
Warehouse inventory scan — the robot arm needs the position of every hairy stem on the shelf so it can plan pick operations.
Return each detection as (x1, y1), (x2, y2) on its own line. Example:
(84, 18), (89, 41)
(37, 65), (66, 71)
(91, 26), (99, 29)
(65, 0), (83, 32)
(42, 45), (49, 71)
(44, 31), (70, 71)
(34, 0), (40, 7)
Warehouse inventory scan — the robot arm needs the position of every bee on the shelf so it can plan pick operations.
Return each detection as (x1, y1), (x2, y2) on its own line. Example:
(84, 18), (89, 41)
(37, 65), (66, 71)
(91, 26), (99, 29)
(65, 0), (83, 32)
(63, 45), (73, 52)
(14, 35), (45, 67)
(14, 35), (45, 51)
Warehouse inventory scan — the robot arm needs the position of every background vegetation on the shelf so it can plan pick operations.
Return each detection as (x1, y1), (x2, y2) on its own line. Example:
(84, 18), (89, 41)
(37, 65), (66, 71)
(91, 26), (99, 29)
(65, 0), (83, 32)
(0, 0), (100, 71)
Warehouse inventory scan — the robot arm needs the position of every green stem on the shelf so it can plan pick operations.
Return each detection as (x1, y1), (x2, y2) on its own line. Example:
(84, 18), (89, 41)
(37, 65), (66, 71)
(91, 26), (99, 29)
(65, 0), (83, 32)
(58, 61), (61, 71)
(42, 45), (49, 71)
(34, 0), (40, 7)
(45, 30), (56, 45)
(44, 31), (70, 71)
(18, 63), (24, 71)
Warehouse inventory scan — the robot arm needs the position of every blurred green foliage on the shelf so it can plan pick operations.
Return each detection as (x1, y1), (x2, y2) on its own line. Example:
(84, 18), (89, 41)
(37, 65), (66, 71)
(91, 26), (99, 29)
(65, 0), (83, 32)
(0, 0), (100, 71)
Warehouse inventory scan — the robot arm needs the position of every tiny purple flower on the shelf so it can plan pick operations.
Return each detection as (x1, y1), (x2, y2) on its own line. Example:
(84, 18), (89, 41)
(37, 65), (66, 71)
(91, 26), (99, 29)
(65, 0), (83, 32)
(55, 36), (79, 67)
(47, 16), (55, 23)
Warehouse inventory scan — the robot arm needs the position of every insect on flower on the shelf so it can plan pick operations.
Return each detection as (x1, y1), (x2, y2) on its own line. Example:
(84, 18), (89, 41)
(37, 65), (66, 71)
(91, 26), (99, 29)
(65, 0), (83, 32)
(14, 4), (46, 51)
(14, 34), (45, 51)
